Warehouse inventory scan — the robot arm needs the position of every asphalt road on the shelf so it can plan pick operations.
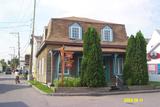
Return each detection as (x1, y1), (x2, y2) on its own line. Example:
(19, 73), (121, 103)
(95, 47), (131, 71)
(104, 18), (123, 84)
(0, 73), (160, 107)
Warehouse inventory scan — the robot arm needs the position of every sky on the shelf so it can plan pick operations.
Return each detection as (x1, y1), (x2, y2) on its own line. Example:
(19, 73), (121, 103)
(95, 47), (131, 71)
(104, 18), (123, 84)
(0, 0), (160, 61)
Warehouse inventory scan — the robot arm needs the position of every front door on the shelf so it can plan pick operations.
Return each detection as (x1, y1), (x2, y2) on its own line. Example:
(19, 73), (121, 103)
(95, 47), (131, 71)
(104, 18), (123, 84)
(105, 64), (110, 81)
(103, 56), (111, 82)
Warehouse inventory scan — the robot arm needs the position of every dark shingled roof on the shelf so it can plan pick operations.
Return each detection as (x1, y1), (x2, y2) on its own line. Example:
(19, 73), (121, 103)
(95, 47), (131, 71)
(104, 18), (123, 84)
(52, 16), (124, 25)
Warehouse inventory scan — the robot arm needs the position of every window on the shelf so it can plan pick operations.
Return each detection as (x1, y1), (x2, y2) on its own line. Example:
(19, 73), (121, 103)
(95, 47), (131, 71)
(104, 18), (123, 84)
(59, 67), (70, 75)
(117, 58), (123, 75)
(69, 23), (82, 40)
(101, 26), (113, 41)
(148, 64), (156, 74)
(42, 58), (44, 75)
(59, 60), (70, 75)
(158, 64), (160, 74)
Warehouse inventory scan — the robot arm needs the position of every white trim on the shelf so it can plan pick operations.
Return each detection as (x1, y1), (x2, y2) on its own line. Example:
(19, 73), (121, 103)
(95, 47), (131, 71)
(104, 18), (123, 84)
(69, 23), (82, 40)
(117, 58), (123, 75)
(71, 26), (81, 39)
(42, 58), (44, 75)
(58, 68), (70, 75)
(78, 57), (82, 76)
(101, 26), (113, 42)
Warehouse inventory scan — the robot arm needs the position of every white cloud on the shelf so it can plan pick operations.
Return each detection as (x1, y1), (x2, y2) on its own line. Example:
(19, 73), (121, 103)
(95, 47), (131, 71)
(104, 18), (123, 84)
(39, 0), (155, 36)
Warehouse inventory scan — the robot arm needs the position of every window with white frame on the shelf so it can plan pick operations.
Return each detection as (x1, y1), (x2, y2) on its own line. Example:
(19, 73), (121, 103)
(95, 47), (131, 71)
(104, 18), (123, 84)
(69, 23), (82, 40)
(101, 26), (113, 41)
(148, 64), (156, 74)
(117, 58), (123, 75)
(59, 67), (70, 75)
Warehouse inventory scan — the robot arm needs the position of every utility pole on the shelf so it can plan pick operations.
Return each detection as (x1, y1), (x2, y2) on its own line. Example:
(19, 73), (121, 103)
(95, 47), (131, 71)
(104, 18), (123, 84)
(28, 0), (36, 80)
(10, 32), (20, 66)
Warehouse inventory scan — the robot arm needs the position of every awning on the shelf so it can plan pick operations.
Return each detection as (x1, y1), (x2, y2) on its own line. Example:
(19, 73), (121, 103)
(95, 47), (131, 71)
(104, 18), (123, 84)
(54, 46), (126, 53)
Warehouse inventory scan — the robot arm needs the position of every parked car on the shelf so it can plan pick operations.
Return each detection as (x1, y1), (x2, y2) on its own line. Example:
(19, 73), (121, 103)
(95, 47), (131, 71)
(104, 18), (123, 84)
(5, 68), (12, 74)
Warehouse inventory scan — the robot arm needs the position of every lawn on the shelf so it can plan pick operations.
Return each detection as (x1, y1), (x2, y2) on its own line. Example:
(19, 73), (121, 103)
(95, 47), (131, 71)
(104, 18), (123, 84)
(29, 80), (53, 94)
(149, 81), (160, 88)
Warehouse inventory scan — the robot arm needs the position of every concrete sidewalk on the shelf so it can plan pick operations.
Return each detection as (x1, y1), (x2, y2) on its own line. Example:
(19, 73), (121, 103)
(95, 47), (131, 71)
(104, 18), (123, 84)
(51, 89), (160, 96)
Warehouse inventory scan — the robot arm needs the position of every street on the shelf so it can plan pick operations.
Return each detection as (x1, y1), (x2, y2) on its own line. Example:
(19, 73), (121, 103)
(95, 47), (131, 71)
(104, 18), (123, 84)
(0, 73), (159, 107)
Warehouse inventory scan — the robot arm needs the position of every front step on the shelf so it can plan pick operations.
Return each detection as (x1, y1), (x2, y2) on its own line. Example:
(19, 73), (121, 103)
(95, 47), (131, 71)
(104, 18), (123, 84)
(110, 85), (129, 91)
(110, 85), (120, 91)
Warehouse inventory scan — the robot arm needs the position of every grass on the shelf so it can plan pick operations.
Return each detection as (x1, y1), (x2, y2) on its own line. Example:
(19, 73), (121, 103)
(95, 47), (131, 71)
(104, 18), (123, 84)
(149, 81), (160, 86)
(28, 80), (53, 94)
(54, 77), (81, 87)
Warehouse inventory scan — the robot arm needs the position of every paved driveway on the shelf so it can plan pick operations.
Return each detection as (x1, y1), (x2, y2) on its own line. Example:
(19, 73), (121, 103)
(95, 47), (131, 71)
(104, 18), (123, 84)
(0, 73), (159, 107)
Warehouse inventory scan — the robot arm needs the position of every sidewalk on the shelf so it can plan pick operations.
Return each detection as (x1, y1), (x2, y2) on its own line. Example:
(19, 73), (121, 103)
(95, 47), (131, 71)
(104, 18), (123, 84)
(27, 79), (160, 96)
(52, 88), (160, 96)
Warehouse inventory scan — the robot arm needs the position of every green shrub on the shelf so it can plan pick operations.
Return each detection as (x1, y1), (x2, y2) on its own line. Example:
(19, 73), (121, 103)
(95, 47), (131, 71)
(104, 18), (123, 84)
(54, 77), (81, 87)
(127, 79), (132, 86)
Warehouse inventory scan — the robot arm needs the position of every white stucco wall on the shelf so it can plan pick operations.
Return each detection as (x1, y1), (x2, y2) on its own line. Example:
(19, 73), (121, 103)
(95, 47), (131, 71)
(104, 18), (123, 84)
(32, 37), (42, 77)
(147, 30), (160, 81)
(147, 30), (160, 53)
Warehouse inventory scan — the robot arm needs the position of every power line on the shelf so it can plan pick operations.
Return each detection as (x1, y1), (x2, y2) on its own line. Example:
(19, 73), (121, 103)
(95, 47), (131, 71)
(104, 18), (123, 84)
(21, 38), (30, 55)
(18, 0), (33, 24)
(0, 20), (31, 24)
(0, 25), (30, 29)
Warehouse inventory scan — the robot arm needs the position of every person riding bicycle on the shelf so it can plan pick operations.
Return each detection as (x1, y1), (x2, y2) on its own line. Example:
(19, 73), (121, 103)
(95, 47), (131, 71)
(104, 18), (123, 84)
(15, 69), (20, 84)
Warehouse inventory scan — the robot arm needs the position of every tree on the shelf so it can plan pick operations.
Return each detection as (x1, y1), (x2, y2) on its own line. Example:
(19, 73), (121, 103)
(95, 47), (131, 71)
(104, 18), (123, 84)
(134, 31), (148, 85)
(80, 27), (105, 87)
(10, 57), (19, 69)
(123, 31), (149, 85)
(123, 35), (136, 85)
(0, 59), (7, 71)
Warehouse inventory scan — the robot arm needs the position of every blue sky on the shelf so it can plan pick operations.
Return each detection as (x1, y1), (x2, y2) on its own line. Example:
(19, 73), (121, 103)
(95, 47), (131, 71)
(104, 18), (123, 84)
(0, 0), (160, 61)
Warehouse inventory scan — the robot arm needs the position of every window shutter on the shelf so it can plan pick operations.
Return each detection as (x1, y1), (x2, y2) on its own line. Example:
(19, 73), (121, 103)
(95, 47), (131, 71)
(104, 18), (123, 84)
(110, 30), (113, 41)
(69, 27), (72, 38)
(101, 29), (103, 41)
(158, 64), (160, 74)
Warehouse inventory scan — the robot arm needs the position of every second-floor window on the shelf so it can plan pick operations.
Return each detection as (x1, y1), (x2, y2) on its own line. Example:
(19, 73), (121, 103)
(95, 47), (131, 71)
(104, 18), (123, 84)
(101, 26), (113, 42)
(69, 23), (82, 40)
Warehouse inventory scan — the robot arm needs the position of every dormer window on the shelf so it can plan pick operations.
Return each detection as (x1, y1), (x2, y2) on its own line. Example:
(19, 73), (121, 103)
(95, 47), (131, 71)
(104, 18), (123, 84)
(69, 23), (82, 40)
(101, 26), (113, 41)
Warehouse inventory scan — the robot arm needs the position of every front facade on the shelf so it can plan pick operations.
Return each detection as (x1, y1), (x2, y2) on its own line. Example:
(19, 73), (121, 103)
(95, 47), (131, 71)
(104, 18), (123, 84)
(147, 29), (160, 81)
(36, 17), (128, 85)
(32, 36), (42, 78)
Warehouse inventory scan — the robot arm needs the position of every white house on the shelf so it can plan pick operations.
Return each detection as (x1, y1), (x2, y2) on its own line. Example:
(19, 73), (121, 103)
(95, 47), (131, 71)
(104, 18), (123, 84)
(147, 29), (160, 81)
(32, 36), (42, 78)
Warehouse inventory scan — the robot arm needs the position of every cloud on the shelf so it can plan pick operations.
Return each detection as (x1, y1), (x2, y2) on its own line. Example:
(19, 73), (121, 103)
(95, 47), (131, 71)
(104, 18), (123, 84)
(39, 0), (156, 37)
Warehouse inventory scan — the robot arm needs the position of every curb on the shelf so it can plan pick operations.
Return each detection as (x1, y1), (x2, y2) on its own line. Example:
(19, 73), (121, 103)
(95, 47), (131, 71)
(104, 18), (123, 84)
(31, 85), (52, 96)
(52, 89), (160, 96)
(26, 81), (160, 96)
(27, 82), (52, 96)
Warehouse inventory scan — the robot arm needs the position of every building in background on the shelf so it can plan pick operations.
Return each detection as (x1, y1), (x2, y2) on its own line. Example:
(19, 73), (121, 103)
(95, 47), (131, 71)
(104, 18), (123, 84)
(32, 36), (42, 79)
(147, 29), (160, 81)
(24, 54), (30, 72)
(0, 63), (2, 72)
(20, 60), (25, 70)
